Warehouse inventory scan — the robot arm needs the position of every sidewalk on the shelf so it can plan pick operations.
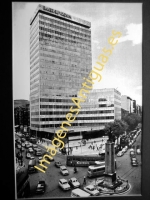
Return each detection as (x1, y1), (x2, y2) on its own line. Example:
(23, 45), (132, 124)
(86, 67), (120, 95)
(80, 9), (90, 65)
(65, 137), (108, 155)
(37, 137), (108, 155)
(16, 162), (25, 171)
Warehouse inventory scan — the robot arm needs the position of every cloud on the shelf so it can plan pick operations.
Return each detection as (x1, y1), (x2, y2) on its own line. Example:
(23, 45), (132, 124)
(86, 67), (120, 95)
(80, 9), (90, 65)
(135, 85), (142, 90)
(92, 39), (99, 44)
(119, 23), (142, 46)
(96, 46), (102, 50)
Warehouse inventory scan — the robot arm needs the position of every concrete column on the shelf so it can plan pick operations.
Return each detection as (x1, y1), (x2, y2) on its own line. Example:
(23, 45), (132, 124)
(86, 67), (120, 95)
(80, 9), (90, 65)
(105, 141), (115, 174)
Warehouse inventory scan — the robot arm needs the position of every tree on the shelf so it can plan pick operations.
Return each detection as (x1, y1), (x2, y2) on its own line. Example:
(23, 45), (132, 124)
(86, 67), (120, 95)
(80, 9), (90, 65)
(123, 113), (142, 131)
(104, 120), (128, 143)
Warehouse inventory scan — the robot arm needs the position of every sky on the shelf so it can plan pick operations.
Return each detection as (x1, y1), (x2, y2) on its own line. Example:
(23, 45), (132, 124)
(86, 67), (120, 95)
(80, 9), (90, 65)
(12, 2), (142, 105)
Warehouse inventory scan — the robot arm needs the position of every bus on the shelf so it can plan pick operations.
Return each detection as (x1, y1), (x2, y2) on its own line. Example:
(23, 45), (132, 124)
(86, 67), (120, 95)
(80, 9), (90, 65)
(87, 165), (105, 178)
(87, 160), (117, 178)
(66, 154), (105, 167)
(17, 167), (30, 198)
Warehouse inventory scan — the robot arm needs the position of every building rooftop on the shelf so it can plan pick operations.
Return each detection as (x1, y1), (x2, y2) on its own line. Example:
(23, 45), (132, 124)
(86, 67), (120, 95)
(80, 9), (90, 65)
(14, 99), (29, 108)
(30, 4), (91, 28)
(90, 88), (121, 95)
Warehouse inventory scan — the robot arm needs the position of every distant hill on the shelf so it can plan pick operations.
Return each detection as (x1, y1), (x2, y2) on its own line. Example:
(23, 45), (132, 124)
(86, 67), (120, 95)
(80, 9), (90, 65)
(14, 99), (29, 108)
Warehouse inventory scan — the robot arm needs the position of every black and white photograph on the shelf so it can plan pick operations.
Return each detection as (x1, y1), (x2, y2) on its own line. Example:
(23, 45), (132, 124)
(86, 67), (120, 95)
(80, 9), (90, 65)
(13, 2), (142, 198)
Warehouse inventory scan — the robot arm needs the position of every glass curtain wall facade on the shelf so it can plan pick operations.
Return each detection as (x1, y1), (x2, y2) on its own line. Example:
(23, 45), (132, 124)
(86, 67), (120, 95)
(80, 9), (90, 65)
(30, 4), (91, 134)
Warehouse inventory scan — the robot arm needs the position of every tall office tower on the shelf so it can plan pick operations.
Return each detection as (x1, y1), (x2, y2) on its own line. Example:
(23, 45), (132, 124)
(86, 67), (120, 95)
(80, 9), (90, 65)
(30, 4), (91, 137)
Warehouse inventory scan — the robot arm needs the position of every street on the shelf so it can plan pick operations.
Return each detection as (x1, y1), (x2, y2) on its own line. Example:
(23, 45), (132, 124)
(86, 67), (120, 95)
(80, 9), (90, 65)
(15, 132), (141, 197)
(116, 133), (141, 196)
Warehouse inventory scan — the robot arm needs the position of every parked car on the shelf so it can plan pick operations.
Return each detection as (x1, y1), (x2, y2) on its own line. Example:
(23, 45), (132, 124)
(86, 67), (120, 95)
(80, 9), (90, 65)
(124, 146), (128, 151)
(130, 153), (136, 159)
(25, 141), (29, 145)
(34, 148), (42, 156)
(28, 148), (34, 153)
(129, 148), (134, 152)
(131, 157), (137, 162)
(25, 144), (30, 149)
(16, 140), (21, 144)
(17, 152), (23, 160)
(68, 177), (80, 188)
(59, 179), (71, 190)
(38, 156), (43, 163)
(22, 143), (25, 147)
(55, 161), (62, 168)
(20, 147), (25, 152)
(60, 166), (69, 175)
(130, 151), (135, 157)
(26, 153), (31, 159)
(83, 185), (99, 196)
(128, 142), (132, 147)
(117, 151), (124, 157)
(33, 147), (38, 151)
(33, 144), (38, 149)
(137, 148), (141, 154)
(17, 144), (21, 149)
(121, 148), (126, 153)
(36, 181), (46, 194)
(131, 160), (138, 166)
(21, 138), (26, 142)
(28, 143), (33, 148)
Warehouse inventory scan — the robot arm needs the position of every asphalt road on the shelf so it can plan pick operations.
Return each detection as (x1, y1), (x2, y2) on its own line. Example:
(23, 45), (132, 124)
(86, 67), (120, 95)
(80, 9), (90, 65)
(115, 133), (141, 196)
(15, 132), (141, 198)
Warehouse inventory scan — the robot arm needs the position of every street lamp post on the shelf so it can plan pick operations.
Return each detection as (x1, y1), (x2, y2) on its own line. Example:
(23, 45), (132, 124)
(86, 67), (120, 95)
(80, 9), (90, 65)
(80, 130), (82, 154)
(78, 122), (82, 154)
(68, 133), (69, 155)
(53, 100), (55, 139)
(20, 137), (23, 166)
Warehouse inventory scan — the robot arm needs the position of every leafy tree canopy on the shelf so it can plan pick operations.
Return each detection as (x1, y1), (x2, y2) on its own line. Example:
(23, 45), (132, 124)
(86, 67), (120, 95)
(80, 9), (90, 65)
(122, 113), (142, 130)
(104, 120), (128, 142)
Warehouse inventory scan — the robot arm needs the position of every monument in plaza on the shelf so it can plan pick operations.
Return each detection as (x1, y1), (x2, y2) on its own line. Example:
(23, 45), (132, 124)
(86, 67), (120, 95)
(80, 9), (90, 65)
(97, 127), (130, 194)
(102, 127), (119, 189)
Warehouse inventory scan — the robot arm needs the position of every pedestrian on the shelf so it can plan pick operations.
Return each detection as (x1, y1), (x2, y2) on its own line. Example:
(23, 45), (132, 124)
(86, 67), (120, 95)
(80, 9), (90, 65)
(83, 176), (86, 185)
(97, 146), (99, 151)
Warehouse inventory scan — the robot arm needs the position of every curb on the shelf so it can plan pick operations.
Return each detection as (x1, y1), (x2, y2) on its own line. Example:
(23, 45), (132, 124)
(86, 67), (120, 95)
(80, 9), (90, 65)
(98, 183), (131, 196)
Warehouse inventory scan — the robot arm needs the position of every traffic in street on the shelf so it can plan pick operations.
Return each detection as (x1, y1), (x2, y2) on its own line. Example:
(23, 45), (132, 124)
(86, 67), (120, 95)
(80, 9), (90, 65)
(15, 128), (141, 197)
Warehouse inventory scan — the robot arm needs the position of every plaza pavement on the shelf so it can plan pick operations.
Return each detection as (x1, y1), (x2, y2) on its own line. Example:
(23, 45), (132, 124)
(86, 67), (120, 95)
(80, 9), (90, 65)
(37, 136), (109, 155)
